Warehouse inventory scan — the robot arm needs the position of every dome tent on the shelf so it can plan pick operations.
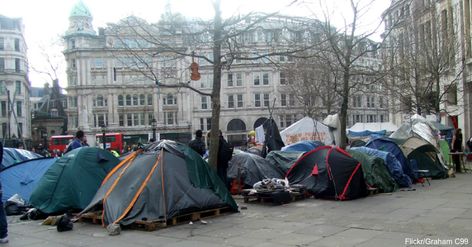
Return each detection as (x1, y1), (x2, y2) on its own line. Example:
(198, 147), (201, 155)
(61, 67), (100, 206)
(80, 140), (237, 227)
(29, 147), (120, 214)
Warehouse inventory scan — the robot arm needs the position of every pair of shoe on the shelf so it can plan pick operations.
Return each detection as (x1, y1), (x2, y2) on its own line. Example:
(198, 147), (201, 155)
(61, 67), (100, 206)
(0, 236), (8, 244)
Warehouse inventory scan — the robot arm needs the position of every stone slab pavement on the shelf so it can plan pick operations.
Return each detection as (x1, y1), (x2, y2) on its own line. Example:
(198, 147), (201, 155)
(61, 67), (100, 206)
(6, 173), (472, 247)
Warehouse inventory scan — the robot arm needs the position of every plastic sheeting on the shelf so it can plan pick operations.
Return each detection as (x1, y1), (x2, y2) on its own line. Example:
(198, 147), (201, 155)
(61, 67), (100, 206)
(390, 114), (440, 146)
(1, 148), (42, 170)
(350, 147), (412, 188)
(228, 152), (284, 187)
(348, 122), (398, 133)
(0, 157), (56, 203)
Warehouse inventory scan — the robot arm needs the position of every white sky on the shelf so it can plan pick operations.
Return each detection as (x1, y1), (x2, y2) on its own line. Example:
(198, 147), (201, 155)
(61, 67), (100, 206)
(1, 0), (390, 88)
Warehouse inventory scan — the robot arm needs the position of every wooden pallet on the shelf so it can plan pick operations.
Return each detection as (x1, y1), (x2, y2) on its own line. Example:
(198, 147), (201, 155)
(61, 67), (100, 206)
(78, 207), (232, 231)
(242, 190), (307, 204)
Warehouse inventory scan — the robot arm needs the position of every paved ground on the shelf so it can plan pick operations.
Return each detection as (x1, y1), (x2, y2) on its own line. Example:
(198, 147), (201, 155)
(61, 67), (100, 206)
(6, 173), (472, 247)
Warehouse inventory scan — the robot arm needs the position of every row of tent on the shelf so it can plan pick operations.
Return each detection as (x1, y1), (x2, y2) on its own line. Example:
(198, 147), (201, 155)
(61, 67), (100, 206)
(1, 142), (238, 228)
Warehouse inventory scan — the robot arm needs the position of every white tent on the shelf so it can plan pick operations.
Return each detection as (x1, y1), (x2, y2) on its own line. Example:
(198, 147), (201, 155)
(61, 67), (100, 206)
(348, 122), (398, 132)
(280, 117), (333, 145)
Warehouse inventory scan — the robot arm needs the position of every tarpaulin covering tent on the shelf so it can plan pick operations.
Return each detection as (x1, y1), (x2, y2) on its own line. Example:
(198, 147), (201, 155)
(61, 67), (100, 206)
(80, 140), (237, 227)
(281, 140), (324, 152)
(390, 114), (440, 147)
(366, 137), (416, 181)
(348, 122), (398, 133)
(0, 157), (56, 203)
(350, 147), (412, 188)
(280, 117), (333, 145)
(286, 146), (368, 200)
(348, 130), (386, 138)
(265, 151), (303, 174)
(347, 150), (398, 193)
(29, 147), (120, 214)
(228, 152), (284, 187)
(1, 148), (42, 170)
(438, 140), (452, 168)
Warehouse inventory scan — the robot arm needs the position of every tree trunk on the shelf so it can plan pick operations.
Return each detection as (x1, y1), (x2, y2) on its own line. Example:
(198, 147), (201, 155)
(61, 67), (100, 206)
(208, 0), (222, 169)
(339, 69), (350, 149)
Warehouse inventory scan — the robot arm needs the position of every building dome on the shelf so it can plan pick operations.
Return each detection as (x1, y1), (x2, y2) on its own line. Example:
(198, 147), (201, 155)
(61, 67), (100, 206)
(70, 1), (92, 18)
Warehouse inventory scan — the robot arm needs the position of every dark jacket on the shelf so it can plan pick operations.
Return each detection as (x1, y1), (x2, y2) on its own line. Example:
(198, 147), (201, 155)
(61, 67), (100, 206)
(189, 137), (206, 156)
(217, 136), (233, 169)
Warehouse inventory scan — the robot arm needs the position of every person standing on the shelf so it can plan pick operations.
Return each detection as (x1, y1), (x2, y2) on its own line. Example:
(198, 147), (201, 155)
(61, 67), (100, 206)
(217, 130), (233, 189)
(65, 130), (85, 153)
(451, 128), (463, 173)
(188, 130), (206, 156)
(0, 141), (9, 243)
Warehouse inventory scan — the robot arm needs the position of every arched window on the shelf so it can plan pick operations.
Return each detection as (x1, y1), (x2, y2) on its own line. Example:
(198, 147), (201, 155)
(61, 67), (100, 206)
(253, 117), (268, 129)
(227, 119), (246, 132)
(126, 95), (132, 105)
(118, 95), (124, 106)
(132, 95), (138, 105)
(139, 94), (145, 105)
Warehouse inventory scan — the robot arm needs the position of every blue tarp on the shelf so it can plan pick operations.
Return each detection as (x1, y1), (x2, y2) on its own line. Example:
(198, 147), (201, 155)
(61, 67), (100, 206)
(0, 157), (56, 203)
(348, 130), (386, 138)
(281, 140), (324, 152)
(350, 147), (412, 188)
(366, 137), (416, 181)
(1, 148), (43, 170)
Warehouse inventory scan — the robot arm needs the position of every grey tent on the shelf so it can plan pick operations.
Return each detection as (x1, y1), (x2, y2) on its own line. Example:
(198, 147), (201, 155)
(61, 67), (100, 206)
(265, 151), (303, 174)
(228, 151), (284, 188)
(80, 140), (237, 227)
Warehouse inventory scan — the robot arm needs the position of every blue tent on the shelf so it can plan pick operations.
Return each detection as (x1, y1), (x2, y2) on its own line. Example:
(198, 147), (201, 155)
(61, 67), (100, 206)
(281, 140), (324, 152)
(350, 147), (412, 188)
(0, 157), (56, 203)
(366, 137), (416, 180)
(1, 148), (43, 170)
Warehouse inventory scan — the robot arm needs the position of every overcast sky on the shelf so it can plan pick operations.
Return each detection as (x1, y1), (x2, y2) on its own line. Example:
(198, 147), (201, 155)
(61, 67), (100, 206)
(1, 0), (390, 88)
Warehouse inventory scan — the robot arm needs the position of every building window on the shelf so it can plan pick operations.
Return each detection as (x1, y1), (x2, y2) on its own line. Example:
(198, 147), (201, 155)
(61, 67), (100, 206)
(237, 94), (243, 108)
(18, 123), (23, 138)
(367, 96), (375, 108)
(165, 112), (176, 125)
(133, 113), (140, 126)
(281, 94), (287, 106)
(139, 94), (145, 105)
(119, 114), (124, 126)
(353, 95), (362, 108)
(15, 58), (20, 72)
(126, 95), (132, 105)
(207, 117), (212, 130)
(164, 94), (177, 105)
(71, 39), (76, 49)
(255, 94), (261, 107)
(14, 38), (20, 52)
(0, 58), (4, 72)
(227, 73), (233, 87)
(253, 74), (260, 85)
(280, 72), (286, 85)
(127, 114), (132, 126)
(262, 73), (269, 85)
(16, 101), (22, 117)
(118, 95), (124, 106)
(263, 93), (270, 107)
(96, 95), (105, 107)
(201, 96), (208, 109)
(228, 95), (235, 108)
(15, 81), (21, 94)
(0, 37), (4, 50)
(147, 94), (153, 105)
(94, 114), (107, 127)
(132, 95), (138, 105)
(200, 118), (205, 130)
(72, 59), (76, 69)
(236, 73), (242, 86)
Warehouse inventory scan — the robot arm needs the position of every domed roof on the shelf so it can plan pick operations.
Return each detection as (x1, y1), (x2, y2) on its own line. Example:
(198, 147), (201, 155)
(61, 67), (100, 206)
(70, 1), (92, 18)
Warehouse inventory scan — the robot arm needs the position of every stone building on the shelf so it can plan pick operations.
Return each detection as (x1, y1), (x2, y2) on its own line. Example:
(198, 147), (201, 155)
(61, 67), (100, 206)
(0, 15), (31, 145)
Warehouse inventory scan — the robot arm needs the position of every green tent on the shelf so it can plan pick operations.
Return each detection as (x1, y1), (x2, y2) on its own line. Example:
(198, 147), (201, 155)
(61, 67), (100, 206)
(30, 147), (120, 214)
(348, 149), (398, 193)
(80, 140), (237, 227)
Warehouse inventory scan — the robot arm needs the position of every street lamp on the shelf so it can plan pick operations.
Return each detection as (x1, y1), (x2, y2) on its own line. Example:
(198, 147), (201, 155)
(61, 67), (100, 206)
(151, 118), (157, 141)
(101, 124), (106, 149)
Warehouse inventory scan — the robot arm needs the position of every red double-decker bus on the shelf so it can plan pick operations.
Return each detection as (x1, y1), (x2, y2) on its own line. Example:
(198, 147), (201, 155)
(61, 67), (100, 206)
(96, 133), (124, 154)
(49, 135), (74, 156)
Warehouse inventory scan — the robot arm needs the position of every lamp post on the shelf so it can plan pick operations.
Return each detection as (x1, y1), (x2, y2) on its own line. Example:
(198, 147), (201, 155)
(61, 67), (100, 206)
(151, 118), (157, 141)
(101, 125), (106, 149)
